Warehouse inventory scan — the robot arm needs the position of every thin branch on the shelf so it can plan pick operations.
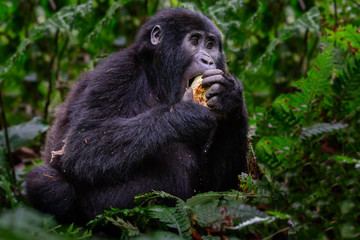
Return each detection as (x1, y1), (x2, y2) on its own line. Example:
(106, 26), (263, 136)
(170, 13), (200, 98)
(298, 28), (309, 75)
(262, 227), (290, 240)
(334, 0), (338, 28)
(48, 0), (57, 11)
(0, 87), (15, 182)
(350, 0), (360, 8)
(44, 29), (59, 122)
(299, 0), (306, 10)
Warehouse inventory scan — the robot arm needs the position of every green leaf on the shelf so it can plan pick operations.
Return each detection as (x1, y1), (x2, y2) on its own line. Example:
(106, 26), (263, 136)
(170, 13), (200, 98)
(0, 175), (17, 207)
(186, 190), (243, 208)
(300, 122), (348, 139)
(0, 208), (61, 240)
(256, 136), (294, 168)
(110, 217), (140, 237)
(326, 25), (360, 58)
(85, 0), (132, 43)
(134, 190), (181, 206)
(334, 59), (360, 104)
(134, 231), (183, 240)
(266, 211), (290, 220)
(193, 200), (272, 231)
(0, 117), (49, 152)
(340, 223), (360, 239)
(149, 206), (185, 238)
(332, 155), (360, 165)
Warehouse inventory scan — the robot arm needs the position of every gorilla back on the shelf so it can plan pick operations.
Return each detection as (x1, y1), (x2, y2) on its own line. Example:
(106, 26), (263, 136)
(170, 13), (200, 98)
(26, 8), (248, 224)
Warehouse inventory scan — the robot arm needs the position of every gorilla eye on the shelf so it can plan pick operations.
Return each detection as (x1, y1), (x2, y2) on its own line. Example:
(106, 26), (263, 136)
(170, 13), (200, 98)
(206, 41), (214, 49)
(190, 36), (199, 45)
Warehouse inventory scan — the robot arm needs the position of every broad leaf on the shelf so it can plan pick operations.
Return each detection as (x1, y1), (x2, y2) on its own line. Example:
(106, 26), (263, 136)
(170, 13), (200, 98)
(0, 117), (49, 152)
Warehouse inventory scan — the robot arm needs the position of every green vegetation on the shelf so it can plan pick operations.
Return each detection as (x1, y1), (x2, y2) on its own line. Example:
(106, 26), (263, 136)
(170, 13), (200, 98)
(0, 0), (359, 239)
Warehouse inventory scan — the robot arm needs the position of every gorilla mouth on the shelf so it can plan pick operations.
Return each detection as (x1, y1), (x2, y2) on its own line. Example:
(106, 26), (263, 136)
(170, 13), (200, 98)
(188, 76), (197, 87)
(187, 72), (203, 87)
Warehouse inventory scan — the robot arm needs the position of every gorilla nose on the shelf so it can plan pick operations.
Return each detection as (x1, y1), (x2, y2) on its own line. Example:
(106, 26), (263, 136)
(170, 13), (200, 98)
(200, 55), (214, 67)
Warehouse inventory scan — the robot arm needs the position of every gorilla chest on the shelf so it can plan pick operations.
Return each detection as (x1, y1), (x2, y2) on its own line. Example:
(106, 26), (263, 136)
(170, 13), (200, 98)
(140, 143), (200, 173)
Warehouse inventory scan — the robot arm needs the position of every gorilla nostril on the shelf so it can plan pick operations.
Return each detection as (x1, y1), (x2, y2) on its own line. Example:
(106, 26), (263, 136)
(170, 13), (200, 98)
(201, 58), (208, 65)
(201, 57), (214, 66)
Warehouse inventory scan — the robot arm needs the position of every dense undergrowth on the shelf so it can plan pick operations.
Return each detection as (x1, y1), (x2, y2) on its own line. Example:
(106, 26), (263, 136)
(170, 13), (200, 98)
(0, 0), (359, 239)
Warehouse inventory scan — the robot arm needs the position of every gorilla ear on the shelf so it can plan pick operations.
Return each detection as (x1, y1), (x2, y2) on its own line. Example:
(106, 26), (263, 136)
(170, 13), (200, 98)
(150, 25), (162, 45)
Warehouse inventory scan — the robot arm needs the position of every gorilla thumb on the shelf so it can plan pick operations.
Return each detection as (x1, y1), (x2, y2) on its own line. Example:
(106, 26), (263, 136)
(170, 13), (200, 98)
(181, 88), (195, 103)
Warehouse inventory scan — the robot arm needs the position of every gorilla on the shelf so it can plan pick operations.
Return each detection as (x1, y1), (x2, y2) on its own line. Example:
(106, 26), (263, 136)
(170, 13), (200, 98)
(26, 8), (248, 223)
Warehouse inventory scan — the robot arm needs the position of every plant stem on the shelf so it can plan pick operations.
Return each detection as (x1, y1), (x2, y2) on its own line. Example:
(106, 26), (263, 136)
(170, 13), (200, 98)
(334, 0), (338, 28)
(44, 29), (59, 122)
(0, 87), (15, 182)
(263, 227), (290, 240)
(350, 0), (360, 7)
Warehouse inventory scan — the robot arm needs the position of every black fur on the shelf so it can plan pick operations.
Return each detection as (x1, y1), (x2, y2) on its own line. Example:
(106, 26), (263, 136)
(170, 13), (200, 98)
(26, 8), (248, 223)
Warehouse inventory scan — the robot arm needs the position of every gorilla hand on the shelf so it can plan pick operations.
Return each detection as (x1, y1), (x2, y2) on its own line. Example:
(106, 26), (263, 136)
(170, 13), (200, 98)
(202, 69), (244, 118)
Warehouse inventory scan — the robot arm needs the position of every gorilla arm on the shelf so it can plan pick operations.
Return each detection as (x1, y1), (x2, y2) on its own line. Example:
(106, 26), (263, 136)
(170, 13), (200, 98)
(199, 69), (249, 190)
(60, 94), (216, 185)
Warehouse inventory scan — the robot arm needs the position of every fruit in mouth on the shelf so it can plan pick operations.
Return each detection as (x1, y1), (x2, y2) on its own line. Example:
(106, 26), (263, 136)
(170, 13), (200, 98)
(190, 75), (208, 107)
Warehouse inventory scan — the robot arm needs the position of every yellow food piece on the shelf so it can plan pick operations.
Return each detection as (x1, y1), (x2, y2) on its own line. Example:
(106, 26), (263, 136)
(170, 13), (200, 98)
(190, 75), (209, 107)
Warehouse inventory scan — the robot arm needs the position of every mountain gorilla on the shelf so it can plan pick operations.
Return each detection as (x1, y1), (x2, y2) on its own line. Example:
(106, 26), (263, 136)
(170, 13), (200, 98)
(26, 8), (248, 223)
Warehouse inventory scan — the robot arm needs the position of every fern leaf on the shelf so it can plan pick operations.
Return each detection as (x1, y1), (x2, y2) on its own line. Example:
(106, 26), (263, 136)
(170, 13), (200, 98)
(134, 231), (183, 240)
(134, 190), (181, 206)
(326, 25), (360, 57)
(255, 136), (294, 168)
(223, 201), (272, 230)
(149, 206), (185, 238)
(85, 0), (131, 42)
(193, 200), (271, 231)
(292, 44), (334, 112)
(110, 217), (140, 237)
(332, 155), (360, 165)
(300, 122), (348, 139)
(186, 190), (244, 208)
(334, 59), (360, 103)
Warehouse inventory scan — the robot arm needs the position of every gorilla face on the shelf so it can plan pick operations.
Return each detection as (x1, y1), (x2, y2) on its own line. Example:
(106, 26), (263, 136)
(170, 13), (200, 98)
(148, 15), (225, 102)
(181, 30), (221, 88)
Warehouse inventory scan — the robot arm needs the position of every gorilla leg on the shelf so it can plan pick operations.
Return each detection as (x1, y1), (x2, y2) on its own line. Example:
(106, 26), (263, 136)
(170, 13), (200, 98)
(26, 164), (76, 223)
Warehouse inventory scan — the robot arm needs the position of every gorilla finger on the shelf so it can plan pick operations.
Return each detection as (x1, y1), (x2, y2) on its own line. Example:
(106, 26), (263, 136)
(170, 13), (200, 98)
(202, 69), (223, 78)
(181, 88), (195, 103)
(202, 75), (225, 88)
(206, 96), (219, 110)
(205, 84), (222, 98)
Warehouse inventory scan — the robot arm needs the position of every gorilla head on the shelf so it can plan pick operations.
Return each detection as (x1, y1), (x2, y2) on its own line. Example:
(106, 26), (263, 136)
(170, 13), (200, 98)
(135, 8), (226, 103)
(26, 8), (248, 224)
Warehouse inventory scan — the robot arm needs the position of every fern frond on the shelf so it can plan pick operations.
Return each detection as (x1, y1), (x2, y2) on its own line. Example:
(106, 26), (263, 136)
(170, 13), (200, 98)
(300, 122), (348, 139)
(332, 155), (360, 165)
(326, 25), (360, 58)
(186, 190), (244, 208)
(255, 136), (294, 168)
(134, 190), (181, 206)
(193, 200), (271, 231)
(149, 206), (189, 238)
(110, 218), (140, 237)
(334, 59), (360, 103)
(85, 0), (131, 42)
(292, 45), (334, 112)
(223, 201), (272, 230)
